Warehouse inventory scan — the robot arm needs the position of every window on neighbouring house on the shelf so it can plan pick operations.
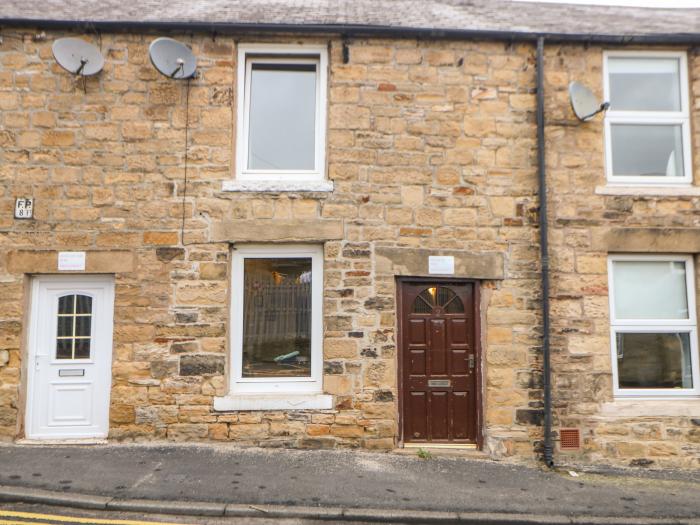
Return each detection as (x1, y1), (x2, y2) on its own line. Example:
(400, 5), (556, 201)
(230, 245), (323, 393)
(604, 52), (691, 185)
(608, 255), (699, 397)
(236, 45), (327, 181)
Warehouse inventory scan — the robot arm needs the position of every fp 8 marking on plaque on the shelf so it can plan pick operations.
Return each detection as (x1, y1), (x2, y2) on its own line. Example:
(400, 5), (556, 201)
(14, 198), (34, 219)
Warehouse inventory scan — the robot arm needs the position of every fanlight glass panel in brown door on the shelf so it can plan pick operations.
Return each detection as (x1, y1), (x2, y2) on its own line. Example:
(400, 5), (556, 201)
(413, 286), (465, 314)
(56, 294), (93, 360)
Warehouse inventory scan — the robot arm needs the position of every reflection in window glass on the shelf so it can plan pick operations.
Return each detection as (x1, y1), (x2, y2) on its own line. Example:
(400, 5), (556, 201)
(242, 258), (312, 377)
(610, 124), (683, 177)
(445, 295), (465, 314)
(413, 291), (433, 314)
(76, 295), (92, 314)
(56, 339), (72, 360)
(74, 339), (91, 360)
(612, 260), (688, 320)
(57, 316), (73, 338)
(608, 57), (681, 112)
(75, 316), (92, 337)
(247, 63), (317, 171)
(58, 295), (73, 315)
(617, 332), (693, 389)
(55, 294), (92, 360)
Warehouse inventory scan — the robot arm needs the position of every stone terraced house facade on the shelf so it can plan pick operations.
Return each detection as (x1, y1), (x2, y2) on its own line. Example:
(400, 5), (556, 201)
(0, 0), (699, 469)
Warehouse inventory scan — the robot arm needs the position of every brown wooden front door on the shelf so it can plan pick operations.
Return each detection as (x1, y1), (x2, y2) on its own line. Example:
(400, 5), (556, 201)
(398, 280), (480, 445)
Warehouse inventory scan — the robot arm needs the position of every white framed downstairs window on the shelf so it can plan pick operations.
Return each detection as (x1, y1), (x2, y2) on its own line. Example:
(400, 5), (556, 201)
(603, 51), (692, 186)
(608, 255), (699, 398)
(230, 244), (324, 395)
(235, 44), (328, 182)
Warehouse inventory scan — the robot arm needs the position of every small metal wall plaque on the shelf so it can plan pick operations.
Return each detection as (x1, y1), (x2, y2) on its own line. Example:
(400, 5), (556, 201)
(58, 251), (86, 271)
(428, 256), (455, 275)
(14, 198), (34, 219)
(428, 379), (451, 387)
(59, 369), (85, 377)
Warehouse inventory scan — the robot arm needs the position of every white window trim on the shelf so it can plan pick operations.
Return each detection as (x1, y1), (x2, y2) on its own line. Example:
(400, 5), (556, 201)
(603, 51), (692, 186)
(235, 44), (328, 183)
(607, 254), (700, 398)
(228, 244), (324, 395)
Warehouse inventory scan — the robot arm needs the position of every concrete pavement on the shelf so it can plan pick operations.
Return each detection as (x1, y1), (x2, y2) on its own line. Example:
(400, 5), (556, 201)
(0, 443), (699, 523)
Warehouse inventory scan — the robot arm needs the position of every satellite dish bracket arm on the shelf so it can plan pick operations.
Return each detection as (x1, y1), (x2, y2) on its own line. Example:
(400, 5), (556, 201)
(75, 58), (88, 76)
(170, 64), (184, 78)
(582, 101), (610, 121)
(170, 57), (186, 79)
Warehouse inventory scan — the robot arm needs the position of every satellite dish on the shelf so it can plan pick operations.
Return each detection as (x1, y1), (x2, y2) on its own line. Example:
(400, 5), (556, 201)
(52, 38), (104, 76)
(149, 38), (197, 79)
(569, 82), (610, 122)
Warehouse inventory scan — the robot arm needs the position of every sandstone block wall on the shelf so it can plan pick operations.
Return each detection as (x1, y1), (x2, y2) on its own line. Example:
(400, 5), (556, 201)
(544, 44), (700, 469)
(0, 29), (698, 467)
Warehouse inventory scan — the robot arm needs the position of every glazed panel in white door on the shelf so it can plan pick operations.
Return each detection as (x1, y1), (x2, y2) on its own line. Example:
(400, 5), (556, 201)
(26, 276), (115, 440)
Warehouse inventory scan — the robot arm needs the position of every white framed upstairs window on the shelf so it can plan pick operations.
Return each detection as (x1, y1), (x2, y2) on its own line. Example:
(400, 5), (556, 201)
(236, 44), (328, 182)
(608, 255), (699, 398)
(230, 244), (324, 395)
(603, 51), (692, 186)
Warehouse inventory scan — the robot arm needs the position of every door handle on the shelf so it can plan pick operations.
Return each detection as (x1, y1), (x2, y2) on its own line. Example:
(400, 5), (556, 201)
(35, 355), (48, 371)
(468, 354), (475, 370)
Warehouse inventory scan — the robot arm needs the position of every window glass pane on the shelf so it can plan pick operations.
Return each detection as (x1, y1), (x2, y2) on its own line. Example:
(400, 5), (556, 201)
(616, 332), (693, 389)
(412, 287), (465, 314)
(56, 339), (73, 360)
(610, 124), (683, 177)
(75, 316), (91, 338)
(74, 338), (91, 359)
(413, 291), (433, 314)
(247, 63), (317, 171)
(613, 260), (688, 320)
(57, 316), (73, 338)
(75, 295), (92, 314)
(445, 295), (465, 314)
(436, 287), (454, 307)
(242, 257), (312, 378)
(58, 295), (74, 315)
(608, 57), (681, 112)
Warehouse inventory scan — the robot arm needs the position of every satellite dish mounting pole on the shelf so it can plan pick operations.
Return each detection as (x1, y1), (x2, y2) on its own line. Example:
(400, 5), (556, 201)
(581, 101), (610, 122)
(171, 58), (185, 78)
(75, 58), (88, 76)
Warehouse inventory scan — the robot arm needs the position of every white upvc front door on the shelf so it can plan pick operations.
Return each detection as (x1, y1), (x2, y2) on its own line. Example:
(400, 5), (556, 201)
(25, 275), (115, 440)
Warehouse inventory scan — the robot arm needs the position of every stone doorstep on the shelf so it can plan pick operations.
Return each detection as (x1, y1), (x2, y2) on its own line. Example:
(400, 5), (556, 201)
(392, 446), (492, 459)
(14, 438), (109, 446)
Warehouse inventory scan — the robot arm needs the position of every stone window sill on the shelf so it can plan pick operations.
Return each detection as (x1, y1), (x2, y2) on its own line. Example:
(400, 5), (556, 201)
(221, 180), (334, 193)
(213, 393), (334, 412)
(595, 185), (700, 197)
(597, 399), (700, 418)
